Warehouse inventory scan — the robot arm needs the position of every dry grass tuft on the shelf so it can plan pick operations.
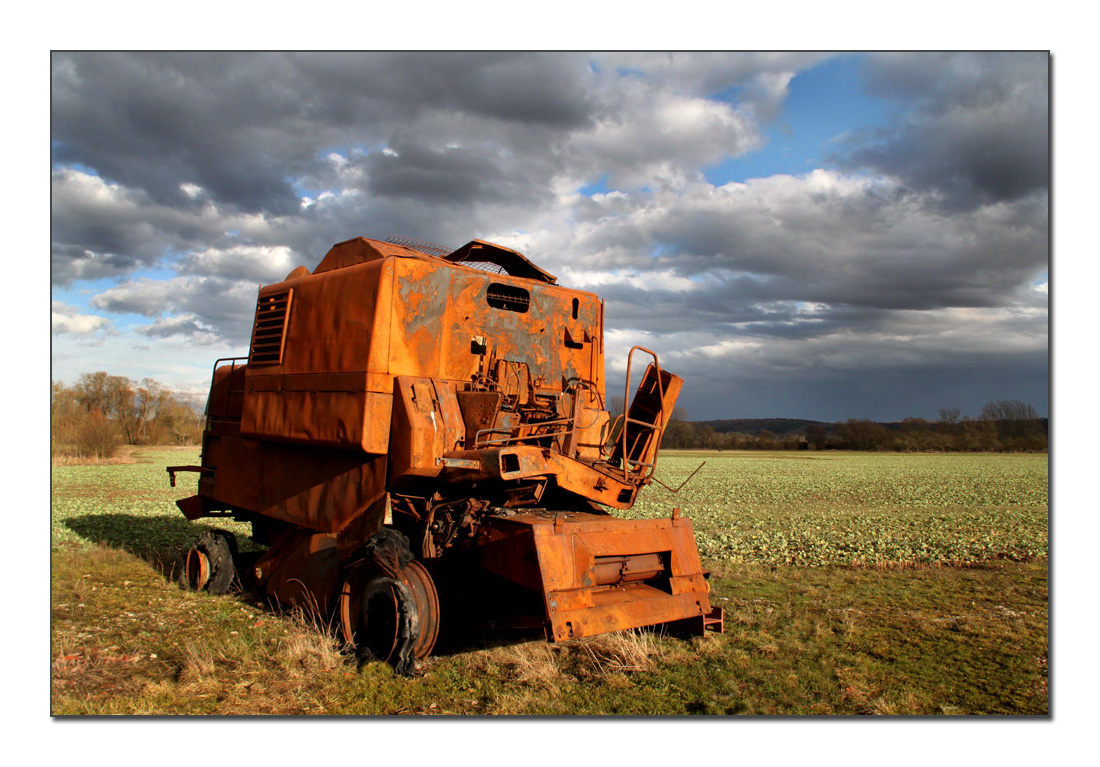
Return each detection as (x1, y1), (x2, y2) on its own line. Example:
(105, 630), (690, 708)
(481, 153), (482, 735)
(580, 629), (660, 672)
(471, 641), (562, 689)
(273, 606), (346, 675)
(469, 641), (567, 714)
(559, 629), (666, 679)
(153, 602), (353, 713)
(502, 641), (564, 690)
(52, 445), (139, 466)
(177, 636), (221, 682)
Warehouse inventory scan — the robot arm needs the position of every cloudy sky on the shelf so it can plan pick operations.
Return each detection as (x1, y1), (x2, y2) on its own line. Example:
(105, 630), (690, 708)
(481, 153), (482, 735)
(50, 51), (1049, 421)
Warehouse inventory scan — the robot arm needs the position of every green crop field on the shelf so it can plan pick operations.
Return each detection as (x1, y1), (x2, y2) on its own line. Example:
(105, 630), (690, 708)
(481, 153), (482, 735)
(50, 448), (1049, 715)
(635, 451), (1048, 566)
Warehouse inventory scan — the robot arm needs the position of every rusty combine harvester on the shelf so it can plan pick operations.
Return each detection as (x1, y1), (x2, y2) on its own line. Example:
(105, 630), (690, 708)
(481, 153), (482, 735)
(168, 235), (722, 673)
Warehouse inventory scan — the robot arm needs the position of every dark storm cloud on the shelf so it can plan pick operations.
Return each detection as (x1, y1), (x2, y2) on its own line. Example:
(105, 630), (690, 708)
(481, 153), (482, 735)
(49, 165), (287, 286)
(50, 51), (606, 289)
(678, 345), (1049, 422)
(556, 169), (1046, 343)
(135, 314), (218, 342)
(290, 52), (595, 129)
(52, 53), (310, 215)
(51, 52), (594, 217)
(365, 136), (551, 206)
(834, 53), (1049, 207)
(50, 52), (794, 277)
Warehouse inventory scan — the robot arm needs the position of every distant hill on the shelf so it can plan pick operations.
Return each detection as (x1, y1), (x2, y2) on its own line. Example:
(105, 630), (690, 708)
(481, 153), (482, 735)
(690, 418), (830, 436)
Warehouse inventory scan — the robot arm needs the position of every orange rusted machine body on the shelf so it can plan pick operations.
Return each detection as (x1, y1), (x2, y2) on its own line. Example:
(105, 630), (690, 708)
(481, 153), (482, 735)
(170, 235), (721, 669)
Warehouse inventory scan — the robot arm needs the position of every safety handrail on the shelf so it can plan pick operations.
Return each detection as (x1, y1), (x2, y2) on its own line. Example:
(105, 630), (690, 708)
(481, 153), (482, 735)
(616, 346), (668, 485)
(209, 356), (249, 390)
(205, 356), (249, 423)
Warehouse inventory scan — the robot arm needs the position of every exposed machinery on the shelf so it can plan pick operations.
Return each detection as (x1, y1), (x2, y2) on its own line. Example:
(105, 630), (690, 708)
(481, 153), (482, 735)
(168, 235), (722, 674)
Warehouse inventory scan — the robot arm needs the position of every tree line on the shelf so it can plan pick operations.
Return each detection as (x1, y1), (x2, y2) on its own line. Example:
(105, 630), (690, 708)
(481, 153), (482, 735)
(657, 401), (1047, 453)
(51, 372), (204, 459)
(54, 375), (1046, 459)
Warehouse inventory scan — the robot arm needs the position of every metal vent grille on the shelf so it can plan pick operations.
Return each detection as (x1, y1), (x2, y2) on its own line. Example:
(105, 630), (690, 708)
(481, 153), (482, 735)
(486, 282), (530, 313)
(458, 260), (509, 275)
(249, 290), (292, 365)
(385, 234), (452, 258)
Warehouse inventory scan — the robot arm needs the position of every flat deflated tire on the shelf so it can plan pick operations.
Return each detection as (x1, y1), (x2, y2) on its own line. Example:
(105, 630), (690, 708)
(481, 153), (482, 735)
(338, 559), (440, 674)
(181, 530), (238, 595)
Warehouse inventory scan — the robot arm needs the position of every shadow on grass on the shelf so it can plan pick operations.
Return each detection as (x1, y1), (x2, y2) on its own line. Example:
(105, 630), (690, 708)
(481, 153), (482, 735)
(61, 512), (545, 660)
(432, 623), (547, 659)
(64, 513), (235, 575)
(61, 514), (702, 664)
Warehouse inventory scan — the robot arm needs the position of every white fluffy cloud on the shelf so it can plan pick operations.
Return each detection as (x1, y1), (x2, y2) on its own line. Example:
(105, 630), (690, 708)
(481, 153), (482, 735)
(51, 301), (109, 335)
(566, 85), (762, 190)
(178, 245), (297, 284)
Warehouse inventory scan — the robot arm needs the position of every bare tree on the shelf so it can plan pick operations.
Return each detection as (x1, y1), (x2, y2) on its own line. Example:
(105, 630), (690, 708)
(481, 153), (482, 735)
(51, 380), (83, 455)
(981, 400), (1038, 422)
(75, 371), (110, 413)
(981, 400), (1042, 448)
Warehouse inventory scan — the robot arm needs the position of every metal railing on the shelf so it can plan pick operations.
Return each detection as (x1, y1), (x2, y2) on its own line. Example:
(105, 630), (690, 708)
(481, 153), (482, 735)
(608, 346), (667, 485)
(205, 356), (249, 424)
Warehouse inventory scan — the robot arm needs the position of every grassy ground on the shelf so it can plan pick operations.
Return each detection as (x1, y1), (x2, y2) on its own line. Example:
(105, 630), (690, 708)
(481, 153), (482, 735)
(50, 448), (1048, 715)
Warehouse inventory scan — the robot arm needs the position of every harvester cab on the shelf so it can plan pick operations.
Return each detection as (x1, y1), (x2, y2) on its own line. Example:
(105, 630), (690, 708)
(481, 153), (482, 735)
(168, 235), (722, 673)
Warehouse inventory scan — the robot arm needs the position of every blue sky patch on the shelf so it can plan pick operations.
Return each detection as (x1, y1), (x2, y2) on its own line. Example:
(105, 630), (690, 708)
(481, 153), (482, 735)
(578, 174), (610, 196)
(706, 54), (894, 186)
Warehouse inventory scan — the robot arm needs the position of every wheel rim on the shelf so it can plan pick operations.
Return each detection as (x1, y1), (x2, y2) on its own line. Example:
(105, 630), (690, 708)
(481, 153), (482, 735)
(182, 531), (237, 595)
(338, 560), (440, 661)
(403, 561), (440, 659)
(185, 547), (211, 590)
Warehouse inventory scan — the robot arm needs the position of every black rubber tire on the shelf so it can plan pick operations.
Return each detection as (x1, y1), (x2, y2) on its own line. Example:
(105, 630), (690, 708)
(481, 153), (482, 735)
(356, 574), (405, 662)
(182, 530), (238, 595)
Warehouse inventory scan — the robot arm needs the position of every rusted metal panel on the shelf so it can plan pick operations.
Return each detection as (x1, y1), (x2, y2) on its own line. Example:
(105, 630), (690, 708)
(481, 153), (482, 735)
(174, 493), (205, 521)
(388, 376), (466, 481)
(233, 241), (605, 461)
(386, 255), (603, 398)
(241, 388), (392, 453)
(455, 390), (503, 442)
(237, 254), (397, 453)
(206, 360), (247, 421)
(546, 588), (709, 641)
(469, 510), (713, 641)
(204, 432), (387, 535)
